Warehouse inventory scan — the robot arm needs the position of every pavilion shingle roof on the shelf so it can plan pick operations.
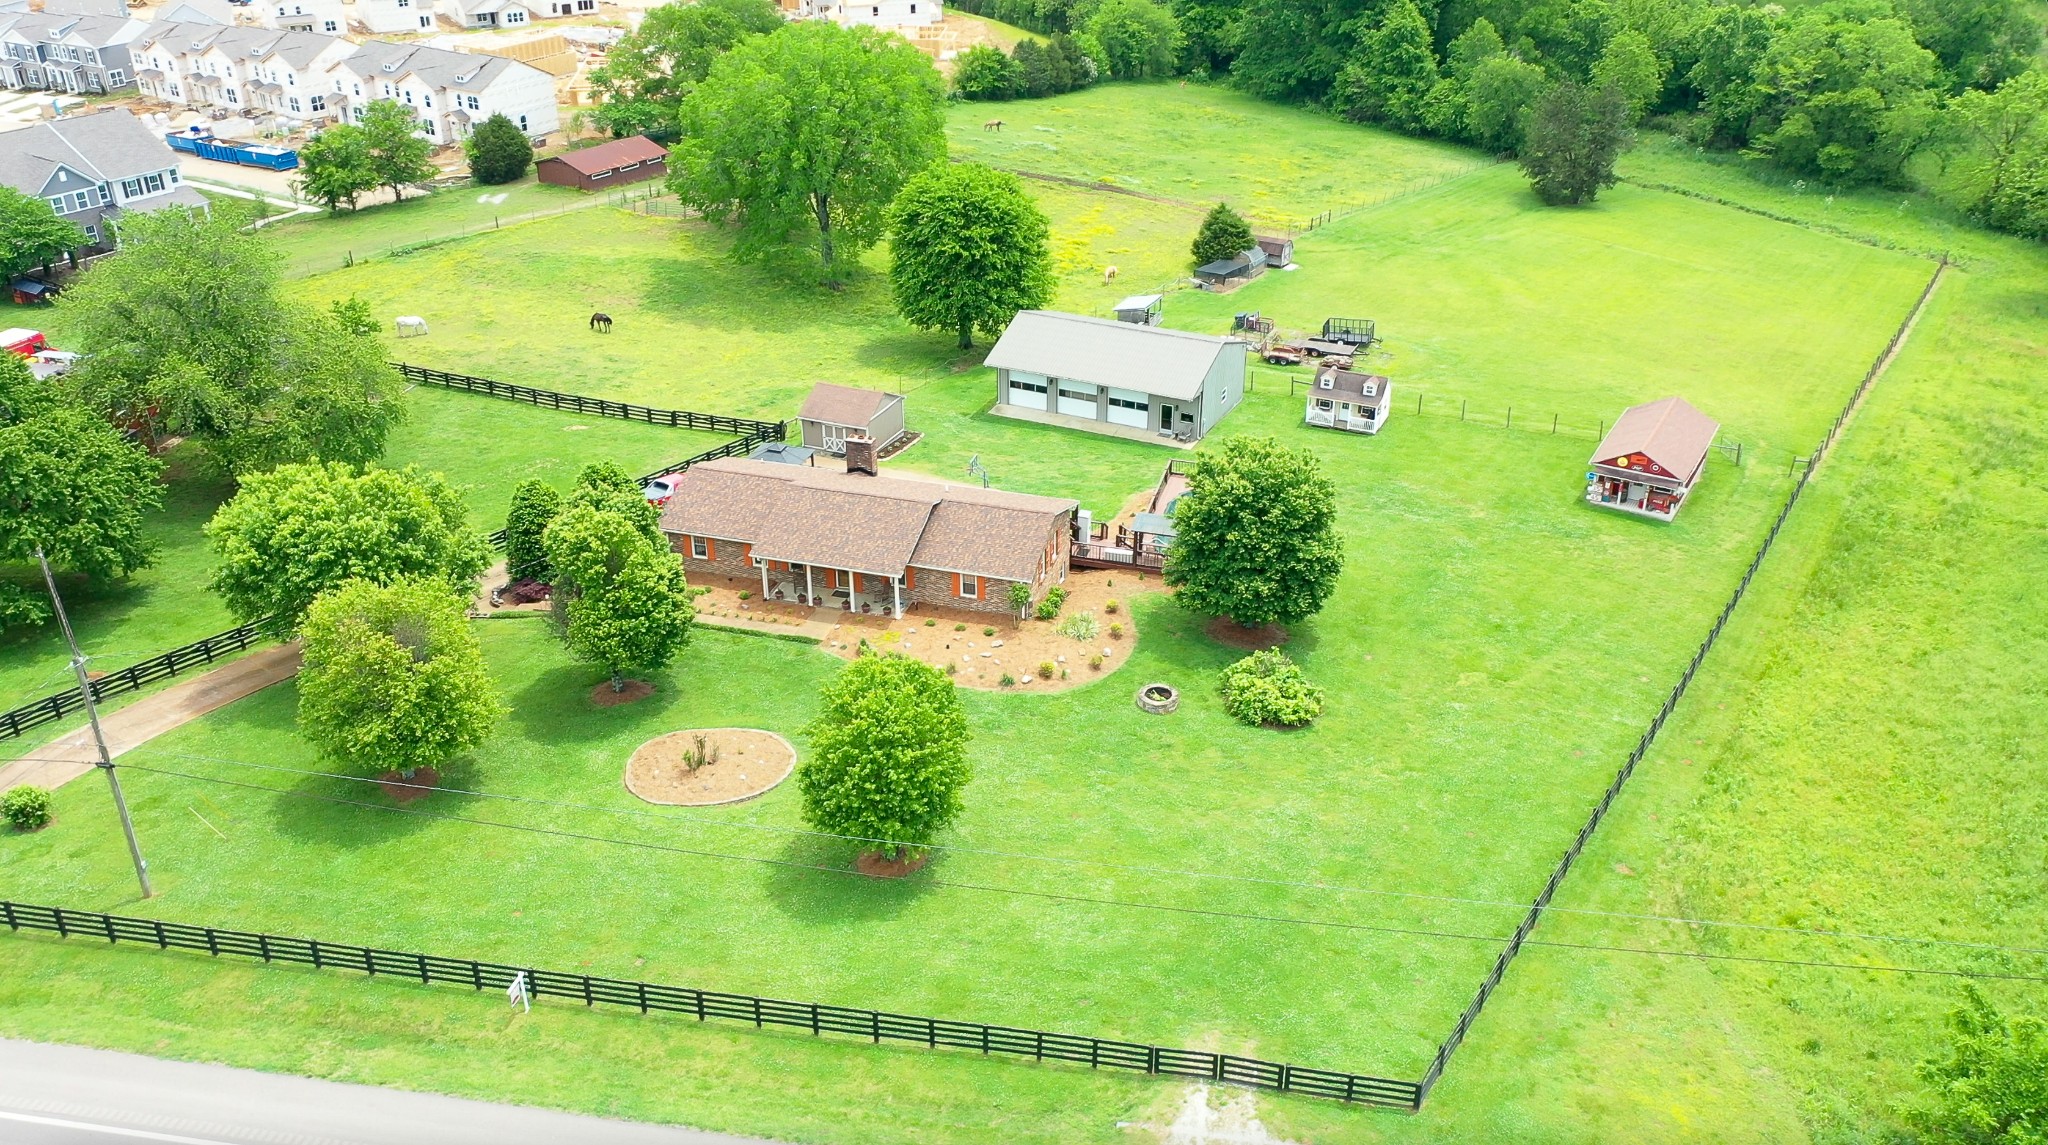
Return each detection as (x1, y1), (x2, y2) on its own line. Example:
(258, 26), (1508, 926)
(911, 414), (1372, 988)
(656, 457), (1076, 582)
(1590, 396), (1720, 487)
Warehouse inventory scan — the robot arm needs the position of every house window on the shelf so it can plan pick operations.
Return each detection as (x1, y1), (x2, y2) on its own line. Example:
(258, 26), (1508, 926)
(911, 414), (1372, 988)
(288, 95), (301, 111)
(958, 574), (979, 599)
(517, 114), (527, 131)
(1107, 395), (1146, 413)
(309, 94), (324, 110)
(423, 94), (431, 107)
(83, 223), (99, 243)
(401, 89), (411, 103)
(589, 168), (610, 180)
(96, 183), (110, 204)
(46, 196), (65, 213)
(226, 88), (237, 103)
(167, 82), (179, 96)
(506, 8), (524, 20)
(324, 19), (338, 29)
(120, 177), (141, 197)
(108, 69), (123, 84)
(466, 95), (478, 109)
(690, 537), (709, 559)
(70, 190), (90, 211)
(1315, 398), (1333, 411)
(143, 173), (164, 193)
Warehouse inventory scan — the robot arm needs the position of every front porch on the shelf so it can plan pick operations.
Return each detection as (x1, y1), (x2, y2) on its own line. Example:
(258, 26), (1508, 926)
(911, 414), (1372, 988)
(1586, 475), (1684, 521)
(756, 561), (905, 618)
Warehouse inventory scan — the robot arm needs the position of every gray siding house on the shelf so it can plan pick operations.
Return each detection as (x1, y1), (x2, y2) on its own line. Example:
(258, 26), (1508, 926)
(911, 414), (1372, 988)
(0, 110), (207, 249)
(0, 10), (148, 95)
(797, 382), (908, 455)
(986, 310), (1249, 444)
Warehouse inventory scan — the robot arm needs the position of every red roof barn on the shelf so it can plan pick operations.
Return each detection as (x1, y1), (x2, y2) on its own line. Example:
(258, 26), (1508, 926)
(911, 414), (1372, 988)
(1585, 396), (1720, 521)
(535, 136), (667, 192)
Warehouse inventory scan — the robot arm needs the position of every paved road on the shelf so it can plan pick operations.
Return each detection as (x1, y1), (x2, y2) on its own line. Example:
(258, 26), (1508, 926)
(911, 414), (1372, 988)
(0, 1040), (780, 1145)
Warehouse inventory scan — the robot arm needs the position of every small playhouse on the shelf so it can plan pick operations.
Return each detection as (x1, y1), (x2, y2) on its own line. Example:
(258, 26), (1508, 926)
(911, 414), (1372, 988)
(1586, 396), (1719, 521)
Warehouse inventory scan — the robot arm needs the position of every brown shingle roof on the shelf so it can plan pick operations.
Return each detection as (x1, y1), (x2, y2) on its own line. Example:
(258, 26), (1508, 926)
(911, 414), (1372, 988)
(798, 381), (898, 429)
(542, 134), (665, 177)
(656, 458), (1075, 581)
(1590, 396), (1720, 487)
(1313, 367), (1390, 407)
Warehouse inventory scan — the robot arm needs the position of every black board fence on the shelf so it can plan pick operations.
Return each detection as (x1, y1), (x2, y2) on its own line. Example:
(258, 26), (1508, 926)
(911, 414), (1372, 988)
(0, 900), (1421, 1109)
(394, 363), (784, 438)
(1415, 257), (1949, 1100)
(0, 621), (269, 744)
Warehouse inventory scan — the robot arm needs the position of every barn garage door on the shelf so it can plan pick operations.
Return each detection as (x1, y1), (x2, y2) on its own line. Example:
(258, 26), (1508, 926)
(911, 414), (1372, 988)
(1006, 371), (1048, 410)
(1056, 380), (1099, 419)
(1106, 387), (1150, 429)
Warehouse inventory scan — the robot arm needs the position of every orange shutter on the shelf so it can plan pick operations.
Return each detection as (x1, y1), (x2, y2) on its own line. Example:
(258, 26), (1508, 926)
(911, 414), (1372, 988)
(905, 568), (916, 589)
(706, 537), (717, 560)
(852, 572), (862, 593)
(976, 577), (986, 600)
(742, 543), (752, 563)
(951, 572), (960, 597)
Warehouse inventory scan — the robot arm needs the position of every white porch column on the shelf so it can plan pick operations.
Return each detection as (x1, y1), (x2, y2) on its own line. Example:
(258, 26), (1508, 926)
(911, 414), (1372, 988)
(892, 577), (902, 619)
(760, 559), (769, 600)
(804, 565), (813, 605)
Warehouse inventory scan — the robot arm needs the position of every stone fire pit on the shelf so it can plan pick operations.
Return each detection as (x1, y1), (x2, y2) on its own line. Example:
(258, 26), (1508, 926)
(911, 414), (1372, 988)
(1136, 683), (1179, 714)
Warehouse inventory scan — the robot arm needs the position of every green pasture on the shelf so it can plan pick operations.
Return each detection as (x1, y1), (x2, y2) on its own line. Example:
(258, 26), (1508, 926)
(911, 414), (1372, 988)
(260, 174), (592, 279)
(944, 83), (1487, 230)
(0, 378), (1811, 1088)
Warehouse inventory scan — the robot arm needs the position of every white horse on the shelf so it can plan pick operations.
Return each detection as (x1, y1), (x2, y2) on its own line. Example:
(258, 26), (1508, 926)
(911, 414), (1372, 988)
(1102, 265), (1119, 284)
(394, 315), (429, 337)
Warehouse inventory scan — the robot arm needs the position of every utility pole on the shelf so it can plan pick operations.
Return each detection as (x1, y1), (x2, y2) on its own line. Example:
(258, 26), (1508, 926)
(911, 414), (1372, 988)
(36, 549), (151, 898)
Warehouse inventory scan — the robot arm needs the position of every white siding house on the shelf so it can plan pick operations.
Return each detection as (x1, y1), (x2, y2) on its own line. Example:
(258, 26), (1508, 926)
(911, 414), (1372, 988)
(434, 0), (540, 27)
(355, 0), (435, 34)
(331, 40), (559, 142)
(257, 0), (346, 35)
(785, 0), (940, 26)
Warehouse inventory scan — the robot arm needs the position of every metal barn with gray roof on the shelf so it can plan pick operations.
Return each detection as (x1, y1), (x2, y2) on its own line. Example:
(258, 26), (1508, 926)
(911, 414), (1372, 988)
(985, 310), (1249, 444)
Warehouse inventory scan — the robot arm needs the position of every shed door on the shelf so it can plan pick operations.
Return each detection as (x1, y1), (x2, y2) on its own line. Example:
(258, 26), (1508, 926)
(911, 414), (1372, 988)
(1005, 371), (1048, 410)
(820, 423), (846, 453)
(1106, 387), (1150, 429)
(1056, 379), (1099, 419)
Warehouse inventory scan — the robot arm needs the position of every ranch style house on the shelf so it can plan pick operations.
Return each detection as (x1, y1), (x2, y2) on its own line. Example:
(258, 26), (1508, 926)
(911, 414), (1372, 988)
(657, 443), (1076, 619)
(0, 109), (205, 251)
(795, 381), (907, 456)
(1586, 396), (1720, 521)
(1303, 366), (1392, 434)
(986, 310), (1249, 444)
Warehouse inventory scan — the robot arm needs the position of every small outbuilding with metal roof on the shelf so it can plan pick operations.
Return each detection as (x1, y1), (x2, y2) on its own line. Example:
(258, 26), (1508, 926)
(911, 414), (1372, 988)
(796, 381), (907, 456)
(986, 310), (1248, 444)
(1585, 396), (1720, 520)
(534, 135), (666, 192)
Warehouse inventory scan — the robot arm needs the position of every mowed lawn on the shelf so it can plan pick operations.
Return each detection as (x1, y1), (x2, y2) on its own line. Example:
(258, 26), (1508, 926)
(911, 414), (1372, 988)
(262, 174), (592, 279)
(1170, 163), (1937, 456)
(944, 83), (1487, 230)
(4, 373), (1806, 1089)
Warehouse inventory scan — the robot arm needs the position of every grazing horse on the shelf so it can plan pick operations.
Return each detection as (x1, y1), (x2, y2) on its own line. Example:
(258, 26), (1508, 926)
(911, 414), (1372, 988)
(394, 315), (428, 337)
(983, 119), (1004, 132)
(589, 312), (612, 333)
(1102, 265), (1119, 285)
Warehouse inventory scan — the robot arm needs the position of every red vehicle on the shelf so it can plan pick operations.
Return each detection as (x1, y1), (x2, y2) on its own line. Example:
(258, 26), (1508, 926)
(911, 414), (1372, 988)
(2, 328), (51, 357)
(643, 472), (686, 506)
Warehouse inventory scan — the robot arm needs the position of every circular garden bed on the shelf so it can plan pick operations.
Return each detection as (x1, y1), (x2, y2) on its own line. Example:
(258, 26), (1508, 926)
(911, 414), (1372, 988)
(624, 728), (796, 807)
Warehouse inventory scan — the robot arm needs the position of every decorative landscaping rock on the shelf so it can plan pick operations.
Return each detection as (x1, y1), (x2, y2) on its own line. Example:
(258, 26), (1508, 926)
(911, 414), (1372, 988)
(625, 728), (796, 807)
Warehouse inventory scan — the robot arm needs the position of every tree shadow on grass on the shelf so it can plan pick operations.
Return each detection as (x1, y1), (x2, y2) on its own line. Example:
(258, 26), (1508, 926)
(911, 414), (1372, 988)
(504, 663), (677, 746)
(758, 831), (936, 927)
(264, 754), (489, 848)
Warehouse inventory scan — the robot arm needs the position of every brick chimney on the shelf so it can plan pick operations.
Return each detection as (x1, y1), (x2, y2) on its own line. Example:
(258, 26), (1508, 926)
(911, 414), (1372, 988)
(844, 435), (877, 477)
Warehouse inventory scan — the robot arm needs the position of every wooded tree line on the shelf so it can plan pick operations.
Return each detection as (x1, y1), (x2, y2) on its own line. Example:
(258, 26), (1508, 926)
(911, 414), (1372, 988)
(952, 0), (2047, 234)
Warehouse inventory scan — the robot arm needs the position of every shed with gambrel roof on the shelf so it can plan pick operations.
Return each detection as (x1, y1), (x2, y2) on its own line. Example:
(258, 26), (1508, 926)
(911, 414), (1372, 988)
(1585, 396), (1719, 521)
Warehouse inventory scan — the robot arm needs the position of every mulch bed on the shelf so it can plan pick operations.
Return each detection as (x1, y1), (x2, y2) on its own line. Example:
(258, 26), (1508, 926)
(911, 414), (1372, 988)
(1205, 617), (1291, 650)
(854, 849), (931, 878)
(375, 765), (440, 806)
(590, 679), (655, 707)
(624, 728), (796, 807)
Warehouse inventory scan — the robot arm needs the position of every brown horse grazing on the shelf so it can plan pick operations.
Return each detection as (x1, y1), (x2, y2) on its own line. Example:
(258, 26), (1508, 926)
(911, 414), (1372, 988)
(590, 312), (612, 332)
(983, 119), (1004, 132)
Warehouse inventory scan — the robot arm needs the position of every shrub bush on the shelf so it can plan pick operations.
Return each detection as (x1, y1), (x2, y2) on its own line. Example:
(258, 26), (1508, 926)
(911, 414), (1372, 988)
(1109, 621), (1124, 639)
(955, 623), (967, 631)
(1037, 660), (1054, 678)
(1089, 653), (1104, 670)
(1033, 585), (1067, 620)
(983, 626), (996, 636)
(1104, 598), (1119, 614)
(999, 672), (1016, 687)
(1218, 649), (1325, 727)
(1055, 610), (1098, 641)
(2, 785), (53, 831)
(925, 618), (937, 626)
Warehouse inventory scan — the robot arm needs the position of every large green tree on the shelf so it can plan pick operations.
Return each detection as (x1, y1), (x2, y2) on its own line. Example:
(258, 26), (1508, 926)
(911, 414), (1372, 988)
(0, 186), (85, 280)
(1911, 988), (2048, 1144)
(0, 355), (162, 629)
(465, 113), (534, 185)
(358, 99), (438, 203)
(1750, 5), (1942, 185)
(587, 0), (783, 138)
(1232, 0), (1372, 103)
(888, 163), (1054, 349)
(298, 577), (502, 779)
(1084, 0), (1184, 78)
(60, 207), (403, 471)
(798, 652), (970, 860)
(1591, 28), (1668, 120)
(1519, 78), (1632, 204)
(543, 505), (694, 692)
(1465, 54), (1550, 153)
(295, 124), (378, 212)
(503, 478), (564, 582)
(206, 462), (491, 637)
(670, 21), (946, 282)
(953, 43), (1020, 99)
(1943, 70), (2048, 237)
(1190, 200), (1254, 267)
(1331, 0), (1438, 133)
(1163, 436), (1343, 629)
(568, 461), (663, 544)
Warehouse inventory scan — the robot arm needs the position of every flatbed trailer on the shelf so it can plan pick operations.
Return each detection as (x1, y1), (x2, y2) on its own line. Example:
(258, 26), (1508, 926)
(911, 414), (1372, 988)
(1321, 317), (1378, 348)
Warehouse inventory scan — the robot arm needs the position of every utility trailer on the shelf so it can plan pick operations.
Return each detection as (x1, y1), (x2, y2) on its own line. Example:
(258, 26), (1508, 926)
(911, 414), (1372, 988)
(1320, 317), (1378, 349)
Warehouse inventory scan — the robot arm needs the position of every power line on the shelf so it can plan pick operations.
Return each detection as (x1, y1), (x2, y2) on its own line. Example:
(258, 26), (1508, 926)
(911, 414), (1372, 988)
(88, 748), (2048, 961)
(110, 762), (2048, 985)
